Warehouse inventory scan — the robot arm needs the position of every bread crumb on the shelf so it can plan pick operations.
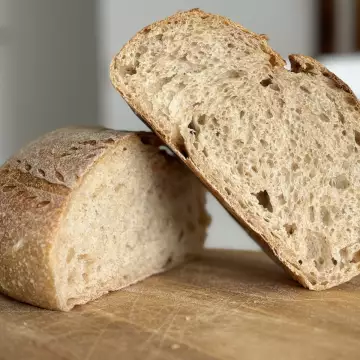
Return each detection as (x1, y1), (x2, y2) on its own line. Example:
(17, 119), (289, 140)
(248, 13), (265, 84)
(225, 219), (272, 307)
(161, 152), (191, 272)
(171, 344), (180, 350)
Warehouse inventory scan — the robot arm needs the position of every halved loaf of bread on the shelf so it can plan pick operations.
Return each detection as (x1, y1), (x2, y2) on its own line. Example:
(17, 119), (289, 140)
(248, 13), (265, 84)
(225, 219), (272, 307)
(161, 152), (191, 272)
(0, 127), (209, 310)
(110, 9), (360, 289)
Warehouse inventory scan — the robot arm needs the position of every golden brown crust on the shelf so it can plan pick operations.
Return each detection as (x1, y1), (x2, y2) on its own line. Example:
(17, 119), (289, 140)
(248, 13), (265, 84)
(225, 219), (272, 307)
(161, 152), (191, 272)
(289, 54), (358, 100)
(110, 9), (360, 291)
(0, 128), (137, 309)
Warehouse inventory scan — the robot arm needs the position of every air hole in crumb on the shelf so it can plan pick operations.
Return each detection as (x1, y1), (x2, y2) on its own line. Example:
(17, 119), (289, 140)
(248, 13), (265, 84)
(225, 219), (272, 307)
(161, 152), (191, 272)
(198, 114), (206, 125)
(228, 43), (235, 48)
(16, 159), (21, 164)
(70, 146), (79, 151)
(164, 255), (173, 268)
(240, 110), (245, 119)
(123, 147), (127, 151)
(284, 223), (297, 235)
(253, 190), (273, 213)
(212, 117), (219, 126)
(104, 138), (115, 144)
(266, 110), (273, 119)
(309, 206), (315, 222)
(121, 66), (137, 76)
(155, 33), (163, 41)
(338, 112), (345, 124)
(332, 258), (338, 266)
(320, 113), (330, 122)
(55, 171), (65, 183)
(260, 139), (268, 147)
(296, 108), (302, 115)
(203, 148), (208, 157)
(342, 130), (347, 136)
(298, 260), (303, 265)
(224, 187), (231, 196)
(300, 85), (311, 94)
(37, 201), (51, 208)
(25, 164), (32, 171)
(260, 78), (272, 87)
(188, 120), (197, 134)
(330, 174), (350, 189)
(237, 164), (244, 175)
(67, 248), (75, 263)
(351, 250), (360, 263)
(354, 130), (360, 146)
(320, 206), (331, 226)
(291, 163), (299, 171)
(38, 169), (45, 177)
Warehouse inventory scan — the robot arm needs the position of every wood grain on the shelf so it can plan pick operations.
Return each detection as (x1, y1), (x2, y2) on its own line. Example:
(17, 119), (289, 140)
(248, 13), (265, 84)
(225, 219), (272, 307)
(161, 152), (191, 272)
(0, 250), (359, 360)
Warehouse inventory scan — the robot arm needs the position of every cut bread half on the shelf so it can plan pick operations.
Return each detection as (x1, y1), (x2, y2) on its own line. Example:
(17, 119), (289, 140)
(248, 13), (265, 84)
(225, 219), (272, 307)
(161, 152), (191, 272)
(0, 127), (209, 310)
(110, 9), (360, 289)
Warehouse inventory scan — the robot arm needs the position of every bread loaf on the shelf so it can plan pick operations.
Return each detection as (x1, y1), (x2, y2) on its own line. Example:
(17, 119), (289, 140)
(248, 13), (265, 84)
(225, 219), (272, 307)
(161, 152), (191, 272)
(0, 127), (209, 310)
(110, 9), (360, 289)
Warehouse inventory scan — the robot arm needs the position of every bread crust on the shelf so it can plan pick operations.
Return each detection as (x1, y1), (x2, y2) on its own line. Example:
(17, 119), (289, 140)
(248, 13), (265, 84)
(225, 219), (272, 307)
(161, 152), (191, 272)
(110, 9), (360, 290)
(1, 128), (204, 309)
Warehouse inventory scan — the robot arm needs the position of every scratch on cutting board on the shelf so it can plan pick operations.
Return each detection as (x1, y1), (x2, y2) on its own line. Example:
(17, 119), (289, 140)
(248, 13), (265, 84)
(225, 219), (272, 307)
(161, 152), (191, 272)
(140, 304), (181, 353)
(84, 321), (114, 360)
(129, 293), (142, 321)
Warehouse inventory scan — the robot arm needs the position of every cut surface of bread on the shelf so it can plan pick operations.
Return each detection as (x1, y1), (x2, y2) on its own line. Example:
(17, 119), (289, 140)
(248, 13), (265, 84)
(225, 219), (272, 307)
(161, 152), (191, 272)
(110, 9), (360, 290)
(0, 127), (209, 310)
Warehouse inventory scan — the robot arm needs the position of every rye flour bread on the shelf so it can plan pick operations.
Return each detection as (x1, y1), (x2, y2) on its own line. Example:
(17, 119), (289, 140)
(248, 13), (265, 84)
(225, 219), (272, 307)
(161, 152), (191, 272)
(0, 127), (209, 310)
(110, 9), (360, 289)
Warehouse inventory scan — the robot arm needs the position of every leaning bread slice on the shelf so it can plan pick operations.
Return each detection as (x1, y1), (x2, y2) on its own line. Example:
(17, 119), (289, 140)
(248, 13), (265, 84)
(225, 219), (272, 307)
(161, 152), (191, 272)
(0, 127), (209, 310)
(110, 9), (360, 290)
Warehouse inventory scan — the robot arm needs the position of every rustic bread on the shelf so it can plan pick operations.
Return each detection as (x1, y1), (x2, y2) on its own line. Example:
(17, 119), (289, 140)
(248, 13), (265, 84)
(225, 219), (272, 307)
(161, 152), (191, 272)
(110, 9), (360, 290)
(0, 127), (209, 310)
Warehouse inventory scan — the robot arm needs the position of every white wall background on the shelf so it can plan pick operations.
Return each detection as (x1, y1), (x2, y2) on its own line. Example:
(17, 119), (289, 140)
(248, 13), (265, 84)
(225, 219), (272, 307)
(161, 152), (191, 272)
(96, 0), (317, 250)
(0, 0), (99, 165)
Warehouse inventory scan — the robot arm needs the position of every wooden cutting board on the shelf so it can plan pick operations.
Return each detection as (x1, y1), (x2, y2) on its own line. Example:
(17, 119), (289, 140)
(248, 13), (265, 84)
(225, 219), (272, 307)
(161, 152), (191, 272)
(0, 250), (359, 360)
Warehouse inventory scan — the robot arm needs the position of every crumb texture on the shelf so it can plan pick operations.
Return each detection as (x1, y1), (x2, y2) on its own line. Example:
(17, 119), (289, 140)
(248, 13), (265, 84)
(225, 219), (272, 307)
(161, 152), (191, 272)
(0, 128), (208, 310)
(111, 9), (360, 289)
